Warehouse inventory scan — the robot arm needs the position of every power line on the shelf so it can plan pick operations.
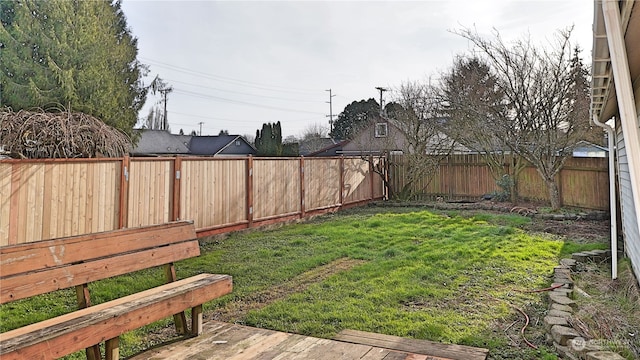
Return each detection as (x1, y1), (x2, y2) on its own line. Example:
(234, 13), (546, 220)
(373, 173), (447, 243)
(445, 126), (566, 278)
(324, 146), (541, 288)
(164, 78), (321, 103)
(172, 88), (325, 115)
(141, 57), (320, 94)
(170, 111), (321, 124)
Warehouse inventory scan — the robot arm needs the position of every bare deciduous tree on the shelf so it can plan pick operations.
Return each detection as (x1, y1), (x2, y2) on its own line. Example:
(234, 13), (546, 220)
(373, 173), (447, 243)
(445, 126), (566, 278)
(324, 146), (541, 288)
(144, 105), (165, 131)
(388, 82), (453, 199)
(453, 27), (592, 210)
(299, 123), (330, 154)
(440, 55), (526, 202)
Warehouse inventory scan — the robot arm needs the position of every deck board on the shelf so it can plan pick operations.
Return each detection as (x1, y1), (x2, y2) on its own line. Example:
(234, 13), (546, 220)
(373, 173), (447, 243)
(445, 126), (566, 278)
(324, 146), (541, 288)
(130, 322), (429, 360)
(334, 329), (488, 360)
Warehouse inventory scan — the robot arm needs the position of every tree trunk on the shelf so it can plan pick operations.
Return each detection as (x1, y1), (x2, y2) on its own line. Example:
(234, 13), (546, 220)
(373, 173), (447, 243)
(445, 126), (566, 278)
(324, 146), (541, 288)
(544, 178), (562, 211)
(509, 180), (518, 204)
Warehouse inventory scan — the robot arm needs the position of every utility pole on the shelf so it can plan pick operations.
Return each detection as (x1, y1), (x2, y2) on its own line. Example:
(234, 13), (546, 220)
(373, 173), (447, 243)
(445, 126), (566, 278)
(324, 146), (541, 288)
(375, 87), (388, 117)
(325, 89), (336, 134)
(198, 122), (204, 136)
(159, 87), (173, 130)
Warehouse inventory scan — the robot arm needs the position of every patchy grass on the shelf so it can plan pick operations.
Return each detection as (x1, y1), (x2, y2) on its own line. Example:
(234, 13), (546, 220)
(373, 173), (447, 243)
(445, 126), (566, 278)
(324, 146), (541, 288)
(571, 260), (640, 359)
(0, 208), (606, 359)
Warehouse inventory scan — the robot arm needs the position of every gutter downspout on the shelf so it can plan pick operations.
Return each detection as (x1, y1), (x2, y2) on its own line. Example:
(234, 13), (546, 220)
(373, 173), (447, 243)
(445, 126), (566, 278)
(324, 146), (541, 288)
(602, 0), (640, 280)
(592, 114), (618, 279)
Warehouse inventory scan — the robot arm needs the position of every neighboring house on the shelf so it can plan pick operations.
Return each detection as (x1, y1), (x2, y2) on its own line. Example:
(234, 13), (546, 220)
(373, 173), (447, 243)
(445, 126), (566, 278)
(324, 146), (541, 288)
(572, 141), (609, 158)
(131, 130), (256, 157)
(130, 129), (191, 156)
(189, 135), (256, 156)
(175, 134), (193, 150)
(299, 137), (339, 156)
(592, 0), (640, 280)
(328, 115), (466, 157)
(306, 140), (349, 157)
(340, 117), (406, 156)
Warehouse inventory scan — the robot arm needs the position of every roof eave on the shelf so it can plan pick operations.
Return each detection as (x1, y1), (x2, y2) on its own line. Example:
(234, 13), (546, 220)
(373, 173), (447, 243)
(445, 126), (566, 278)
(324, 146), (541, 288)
(591, 0), (640, 121)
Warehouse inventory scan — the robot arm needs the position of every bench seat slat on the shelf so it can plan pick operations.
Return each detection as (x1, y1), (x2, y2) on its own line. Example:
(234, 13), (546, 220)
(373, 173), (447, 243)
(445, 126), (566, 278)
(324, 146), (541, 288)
(0, 221), (196, 277)
(0, 273), (233, 359)
(1, 240), (201, 303)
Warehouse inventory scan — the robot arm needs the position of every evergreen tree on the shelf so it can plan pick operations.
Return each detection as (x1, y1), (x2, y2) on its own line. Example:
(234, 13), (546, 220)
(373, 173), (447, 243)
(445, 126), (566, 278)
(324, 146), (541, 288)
(329, 98), (380, 140)
(0, 0), (147, 136)
(255, 121), (283, 156)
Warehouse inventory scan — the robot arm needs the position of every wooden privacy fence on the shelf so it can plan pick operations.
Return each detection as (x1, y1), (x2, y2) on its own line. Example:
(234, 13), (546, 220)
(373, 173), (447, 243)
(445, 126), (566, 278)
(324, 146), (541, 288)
(389, 154), (609, 210)
(0, 156), (384, 246)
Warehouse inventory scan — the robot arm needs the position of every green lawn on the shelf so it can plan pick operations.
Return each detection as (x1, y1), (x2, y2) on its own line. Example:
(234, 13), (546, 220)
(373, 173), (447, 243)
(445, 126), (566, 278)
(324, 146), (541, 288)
(0, 207), (605, 359)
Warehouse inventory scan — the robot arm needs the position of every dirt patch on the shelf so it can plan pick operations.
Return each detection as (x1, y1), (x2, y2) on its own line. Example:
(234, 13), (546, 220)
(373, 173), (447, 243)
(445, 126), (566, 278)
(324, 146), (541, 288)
(210, 257), (366, 323)
(523, 218), (609, 243)
(141, 258), (366, 349)
(439, 200), (610, 243)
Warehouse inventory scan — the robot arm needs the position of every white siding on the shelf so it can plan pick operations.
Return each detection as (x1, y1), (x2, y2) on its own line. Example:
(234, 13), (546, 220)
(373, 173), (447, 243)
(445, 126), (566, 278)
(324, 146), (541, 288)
(616, 119), (640, 278)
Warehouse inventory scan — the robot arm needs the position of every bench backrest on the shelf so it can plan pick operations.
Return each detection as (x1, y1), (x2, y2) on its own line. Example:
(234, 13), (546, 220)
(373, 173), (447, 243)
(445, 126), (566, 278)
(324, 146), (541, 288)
(0, 221), (199, 304)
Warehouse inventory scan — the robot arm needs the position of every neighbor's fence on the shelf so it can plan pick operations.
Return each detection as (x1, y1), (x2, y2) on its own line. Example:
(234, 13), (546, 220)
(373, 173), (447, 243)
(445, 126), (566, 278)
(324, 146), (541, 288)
(0, 156), (384, 246)
(389, 154), (609, 210)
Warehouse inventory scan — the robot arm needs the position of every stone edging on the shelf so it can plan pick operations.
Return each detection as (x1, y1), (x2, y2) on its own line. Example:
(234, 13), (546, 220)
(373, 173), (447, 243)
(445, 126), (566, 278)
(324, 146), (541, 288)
(370, 201), (609, 221)
(545, 250), (625, 360)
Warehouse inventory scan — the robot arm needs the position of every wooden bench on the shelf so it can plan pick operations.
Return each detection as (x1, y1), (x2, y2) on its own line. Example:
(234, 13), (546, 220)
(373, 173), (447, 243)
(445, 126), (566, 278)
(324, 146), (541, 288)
(0, 221), (232, 360)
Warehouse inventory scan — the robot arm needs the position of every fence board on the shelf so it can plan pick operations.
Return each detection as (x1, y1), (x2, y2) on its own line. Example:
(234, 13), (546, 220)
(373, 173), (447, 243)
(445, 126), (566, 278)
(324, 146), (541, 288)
(179, 158), (247, 229)
(0, 160), (120, 245)
(1, 156), (382, 245)
(304, 158), (341, 210)
(343, 158), (372, 204)
(127, 159), (172, 228)
(0, 164), (10, 245)
(372, 158), (385, 199)
(253, 159), (300, 220)
(389, 154), (609, 210)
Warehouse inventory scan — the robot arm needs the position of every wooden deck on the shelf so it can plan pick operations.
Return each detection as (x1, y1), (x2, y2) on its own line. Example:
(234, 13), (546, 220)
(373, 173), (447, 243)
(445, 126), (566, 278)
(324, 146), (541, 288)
(129, 321), (488, 360)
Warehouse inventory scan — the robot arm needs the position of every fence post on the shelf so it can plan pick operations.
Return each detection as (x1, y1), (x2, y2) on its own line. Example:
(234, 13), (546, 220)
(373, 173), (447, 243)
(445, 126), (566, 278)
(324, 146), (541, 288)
(118, 156), (130, 229)
(172, 157), (182, 221)
(384, 156), (389, 200)
(8, 162), (20, 245)
(369, 155), (375, 200)
(447, 155), (454, 200)
(300, 157), (305, 218)
(339, 156), (345, 206)
(247, 156), (253, 228)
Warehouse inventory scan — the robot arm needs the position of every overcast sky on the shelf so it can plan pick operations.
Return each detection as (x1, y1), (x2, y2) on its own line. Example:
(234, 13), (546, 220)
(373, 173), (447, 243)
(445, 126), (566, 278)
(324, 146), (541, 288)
(121, 0), (594, 138)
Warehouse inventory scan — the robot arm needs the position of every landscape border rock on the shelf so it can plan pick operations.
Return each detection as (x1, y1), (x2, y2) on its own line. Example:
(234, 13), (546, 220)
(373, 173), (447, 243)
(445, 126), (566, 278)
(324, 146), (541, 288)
(545, 250), (626, 360)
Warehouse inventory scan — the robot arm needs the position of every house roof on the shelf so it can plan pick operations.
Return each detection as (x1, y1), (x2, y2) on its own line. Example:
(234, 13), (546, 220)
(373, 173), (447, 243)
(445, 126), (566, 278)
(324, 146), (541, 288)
(306, 140), (349, 157)
(572, 140), (609, 158)
(130, 129), (191, 156)
(189, 135), (256, 156)
(591, 0), (640, 121)
(299, 137), (338, 156)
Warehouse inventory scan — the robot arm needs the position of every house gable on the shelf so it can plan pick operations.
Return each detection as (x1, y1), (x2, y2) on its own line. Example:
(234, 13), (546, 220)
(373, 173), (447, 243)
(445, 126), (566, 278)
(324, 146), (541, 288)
(341, 118), (405, 156)
(189, 135), (256, 156)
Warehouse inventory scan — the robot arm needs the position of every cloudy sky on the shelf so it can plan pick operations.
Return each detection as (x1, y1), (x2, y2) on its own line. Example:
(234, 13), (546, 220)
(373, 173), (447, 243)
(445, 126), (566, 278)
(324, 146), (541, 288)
(121, 0), (594, 138)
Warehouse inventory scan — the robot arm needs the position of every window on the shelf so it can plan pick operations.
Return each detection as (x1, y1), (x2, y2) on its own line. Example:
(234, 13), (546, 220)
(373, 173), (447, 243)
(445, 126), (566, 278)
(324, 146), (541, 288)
(374, 123), (388, 138)
(235, 140), (241, 146)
